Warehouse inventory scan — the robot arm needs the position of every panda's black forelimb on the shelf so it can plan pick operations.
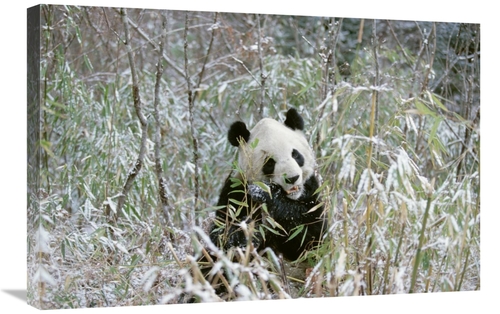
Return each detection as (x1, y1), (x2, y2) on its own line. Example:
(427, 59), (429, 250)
(211, 175), (325, 261)
(249, 176), (325, 261)
(210, 176), (264, 250)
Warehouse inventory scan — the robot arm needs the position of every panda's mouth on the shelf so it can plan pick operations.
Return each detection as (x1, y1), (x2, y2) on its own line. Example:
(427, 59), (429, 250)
(285, 185), (302, 199)
(286, 186), (300, 194)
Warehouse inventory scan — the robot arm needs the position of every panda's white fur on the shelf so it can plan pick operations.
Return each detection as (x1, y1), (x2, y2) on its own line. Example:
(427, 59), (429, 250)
(236, 117), (315, 200)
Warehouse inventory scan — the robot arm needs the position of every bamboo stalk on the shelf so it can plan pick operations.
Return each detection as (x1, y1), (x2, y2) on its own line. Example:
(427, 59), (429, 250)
(409, 191), (433, 293)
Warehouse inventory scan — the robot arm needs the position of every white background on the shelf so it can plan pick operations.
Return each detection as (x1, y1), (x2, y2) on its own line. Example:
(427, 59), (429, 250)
(1, 0), (495, 313)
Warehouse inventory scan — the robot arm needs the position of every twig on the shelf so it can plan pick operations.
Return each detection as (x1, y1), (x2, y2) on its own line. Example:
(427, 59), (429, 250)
(153, 11), (175, 234)
(83, 8), (114, 62)
(196, 12), (218, 90)
(331, 18), (343, 93)
(323, 17), (343, 99)
(415, 24), (436, 157)
(386, 21), (413, 66)
(278, 254), (291, 295)
(189, 12), (224, 134)
(231, 56), (276, 114)
(115, 8), (185, 77)
(455, 24), (480, 181)
(357, 19), (365, 44)
(290, 18), (316, 53)
(410, 23), (429, 97)
(371, 19), (381, 167)
(364, 19), (381, 296)
(409, 190), (433, 293)
(167, 242), (184, 268)
(420, 23), (437, 94)
(116, 8), (149, 216)
(232, 56), (261, 84)
(256, 14), (267, 119)
(316, 18), (342, 149)
(184, 12), (200, 229)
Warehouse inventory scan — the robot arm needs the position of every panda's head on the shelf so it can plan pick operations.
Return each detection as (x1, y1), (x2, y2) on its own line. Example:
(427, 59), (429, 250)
(227, 108), (316, 200)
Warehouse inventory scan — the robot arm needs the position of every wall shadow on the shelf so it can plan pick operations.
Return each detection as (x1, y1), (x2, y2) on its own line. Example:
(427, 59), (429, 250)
(2, 290), (27, 303)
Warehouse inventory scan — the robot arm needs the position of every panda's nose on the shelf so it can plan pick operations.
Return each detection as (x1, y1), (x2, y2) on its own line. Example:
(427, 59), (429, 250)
(285, 175), (300, 184)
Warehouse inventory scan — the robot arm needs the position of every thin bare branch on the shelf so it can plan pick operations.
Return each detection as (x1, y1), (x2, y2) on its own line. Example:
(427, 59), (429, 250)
(386, 20), (413, 66)
(196, 12), (218, 90)
(114, 8), (185, 77)
(256, 14), (267, 119)
(152, 11), (175, 234)
(184, 12), (200, 229)
(371, 19), (381, 165)
(421, 23), (437, 93)
(316, 17), (342, 149)
(116, 8), (149, 216)
(410, 23), (430, 97)
(325, 17), (343, 98)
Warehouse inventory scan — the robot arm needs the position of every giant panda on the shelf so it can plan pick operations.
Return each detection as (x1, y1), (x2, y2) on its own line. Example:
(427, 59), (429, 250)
(210, 108), (326, 261)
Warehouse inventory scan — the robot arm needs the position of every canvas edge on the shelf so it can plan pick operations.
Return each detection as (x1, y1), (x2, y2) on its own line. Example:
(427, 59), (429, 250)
(27, 4), (41, 310)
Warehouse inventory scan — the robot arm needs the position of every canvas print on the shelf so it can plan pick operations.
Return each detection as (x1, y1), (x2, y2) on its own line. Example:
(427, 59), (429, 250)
(27, 4), (480, 309)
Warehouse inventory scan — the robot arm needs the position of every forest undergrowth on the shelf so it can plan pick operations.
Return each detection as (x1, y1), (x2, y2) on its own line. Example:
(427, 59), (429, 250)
(27, 5), (479, 308)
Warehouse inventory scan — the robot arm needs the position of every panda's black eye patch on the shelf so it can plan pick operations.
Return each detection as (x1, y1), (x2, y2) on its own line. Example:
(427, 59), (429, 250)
(292, 149), (304, 167)
(263, 157), (276, 176)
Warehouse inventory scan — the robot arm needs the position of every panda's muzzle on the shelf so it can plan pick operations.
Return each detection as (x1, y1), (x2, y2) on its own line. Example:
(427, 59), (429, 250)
(285, 175), (300, 185)
(286, 185), (300, 194)
(283, 175), (301, 196)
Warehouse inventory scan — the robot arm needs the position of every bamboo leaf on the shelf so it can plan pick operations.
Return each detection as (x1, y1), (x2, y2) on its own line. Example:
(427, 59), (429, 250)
(300, 226), (309, 247)
(265, 216), (287, 234)
(229, 198), (248, 208)
(414, 99), (436, 117)
(306, 202), (324, 214)
(261, 223), (284, 236)
(253, 181), (272, 199)
(40, 140), (55, 158)
(427, 90), (448, 112)
(286, 224), (304, 242)
(428, 116), (442, 146)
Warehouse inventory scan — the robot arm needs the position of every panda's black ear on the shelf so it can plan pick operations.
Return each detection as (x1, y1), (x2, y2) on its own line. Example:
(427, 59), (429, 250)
(284, 108), (304, 131)
(228, 121), (250, 147)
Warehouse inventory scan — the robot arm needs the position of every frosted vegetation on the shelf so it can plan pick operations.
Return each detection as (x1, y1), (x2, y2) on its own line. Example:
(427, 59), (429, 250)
(27, 5), (479, 308)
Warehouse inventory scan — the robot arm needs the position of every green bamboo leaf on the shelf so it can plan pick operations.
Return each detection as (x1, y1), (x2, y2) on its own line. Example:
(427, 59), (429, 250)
(265, 216), (287, 234)
(261, 224), (284, 236)
(40, 140), (55, 158)
(229, 177), (243, 188)
(427, 91), (448, 112)
(314, 179), (329, 196)
(428, 116), (442, 146)
(250, 138), (259, 149)
(414, 99), (436, 117)
(253, 181), (272, 199)
(296, 80), (315, 96)
(84, 55), (94, 71)
(300, 226), (309, 247)
(286, 224), (304, 242)
(61, 240), (65, 260)
(306, 202), (324, 214)
(258, 225), (267, 241)
(229, 198), (248, 207)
